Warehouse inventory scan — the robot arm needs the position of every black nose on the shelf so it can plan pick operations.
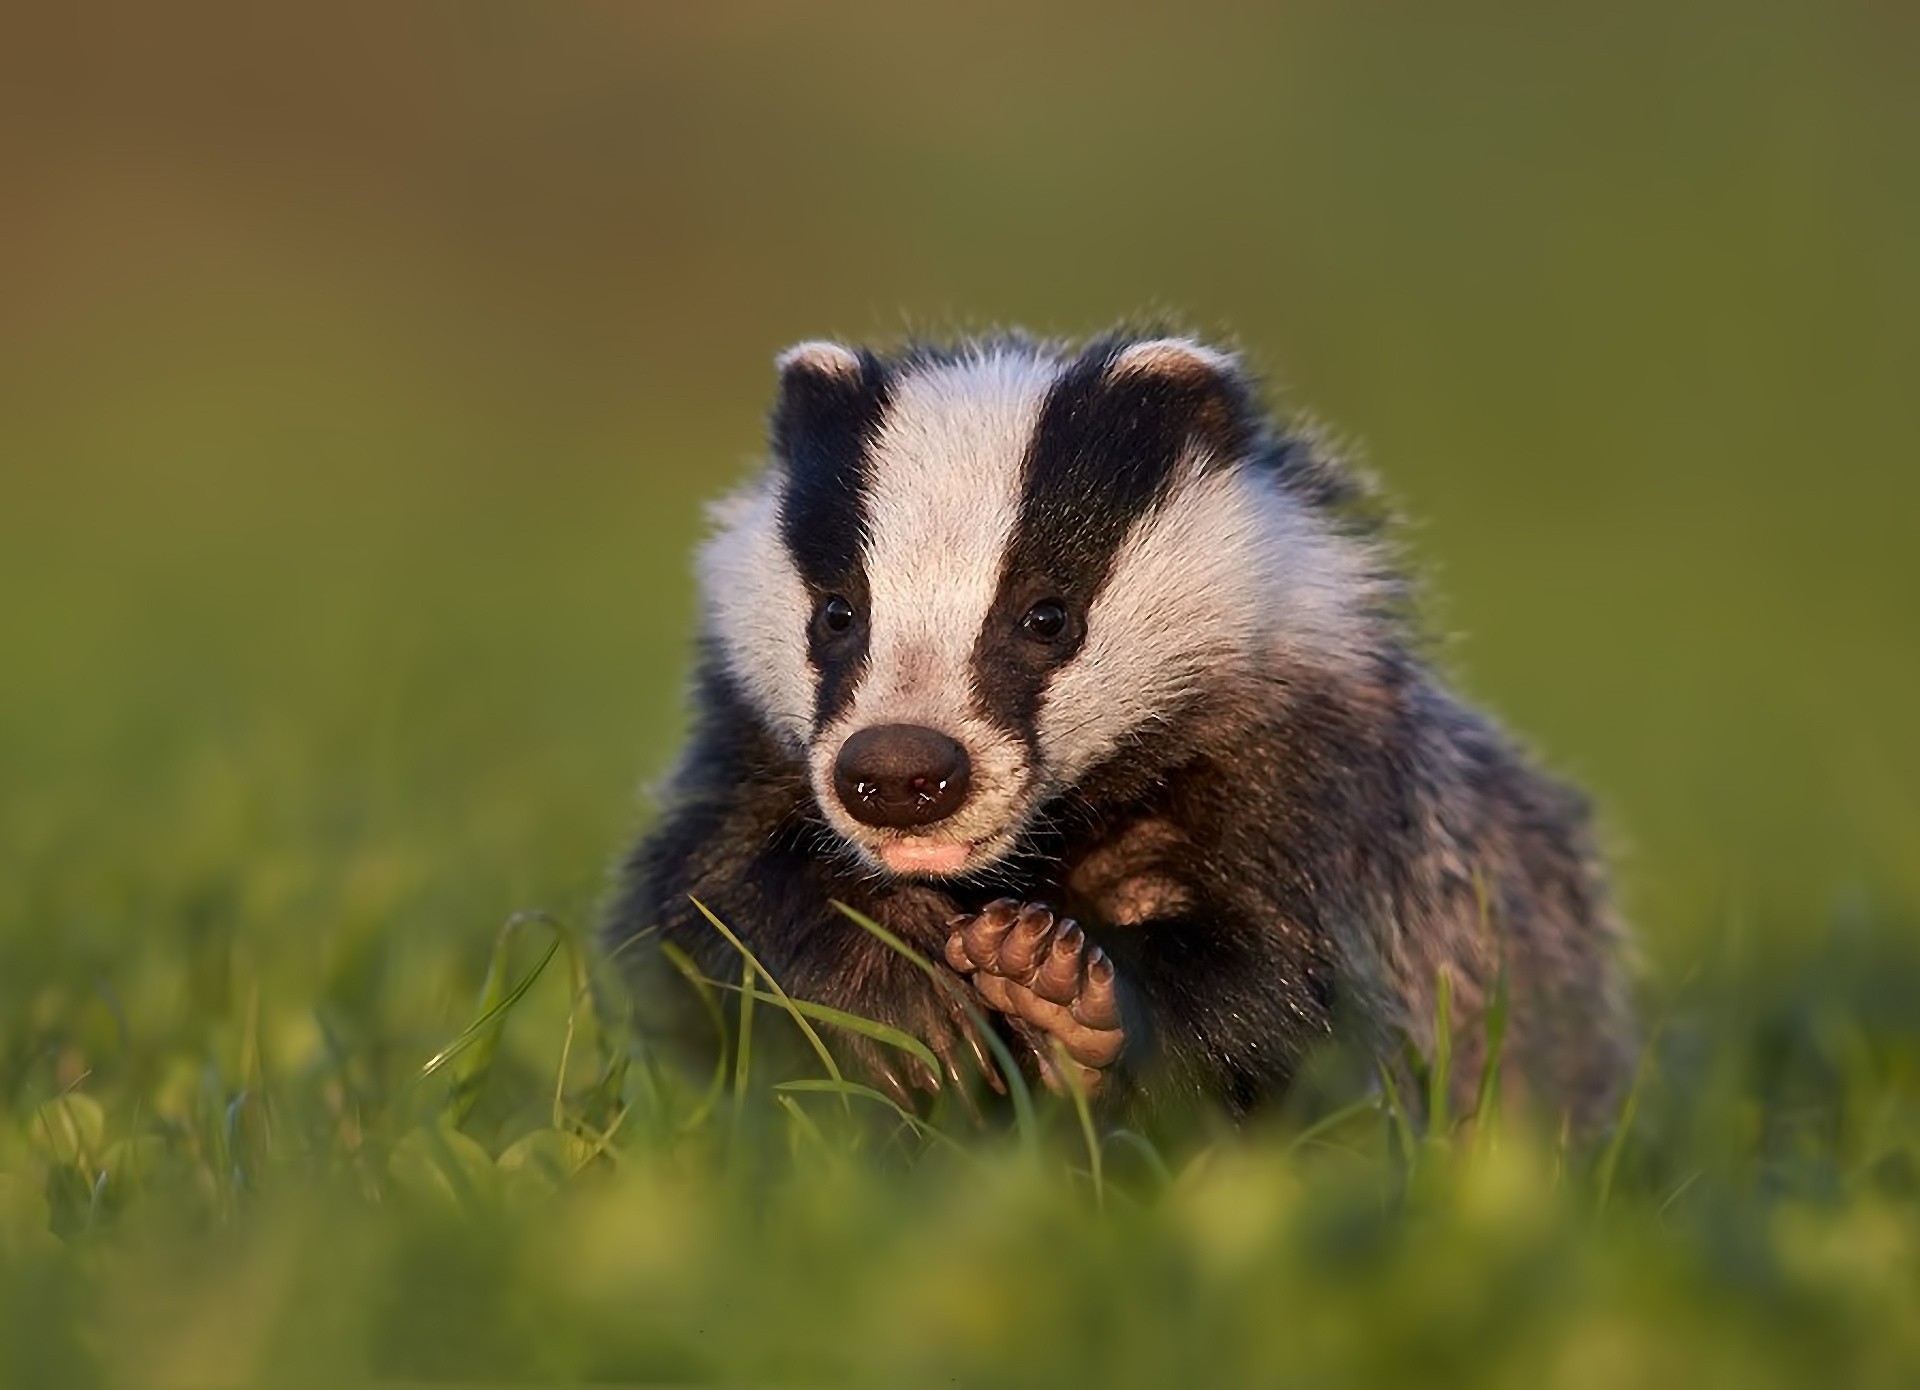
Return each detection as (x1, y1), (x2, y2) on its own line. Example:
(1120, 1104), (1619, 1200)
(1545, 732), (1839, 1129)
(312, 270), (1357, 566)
(833, 724), (972, 829)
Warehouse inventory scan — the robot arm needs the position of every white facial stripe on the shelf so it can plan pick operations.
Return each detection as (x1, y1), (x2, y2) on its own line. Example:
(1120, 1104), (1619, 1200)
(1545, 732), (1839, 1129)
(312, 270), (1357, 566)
(697, 472), (815, 750)
(850, 350), (1058, 733)
(805, 350), (1058, 873)
(1038, 461), (1375, 785)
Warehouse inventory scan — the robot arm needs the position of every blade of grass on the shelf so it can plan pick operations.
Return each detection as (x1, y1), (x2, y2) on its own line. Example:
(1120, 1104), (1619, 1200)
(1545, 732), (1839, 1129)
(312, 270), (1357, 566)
(774, 1080), (976, 1161)
(421, 913), (564, 1126)
(1379, 1064), (1417, 1182)
(1656, 1168), (1705, 1222)
(1052, 1039), (1104, 1211)
(1101, 1129), (1175, 1191)
(693, 898), (851, 1117)
(552, 1006), (577, 1132)
(1473, 963), (1511, 1149)
(420, 925), (561, 1081)
(1595, 970), (1689, 1215)
(775, 1094), (831, 1159)
(566, 1105), (631, 1175)
(701, 980), (943, 1080)
(1397, 1029), (1432, 1132)
(546, 913), (626, 1130)
(659, 942), (732, 1133)
(1428, 967), (1453, 1137)
(1470, 869), (1510, 1152)
(730, 956), (756, 1157)
(1595, 1023), (1659, 1216)
(1285, 1091), (1386, 1156)
(832, 901), (1037, 1144)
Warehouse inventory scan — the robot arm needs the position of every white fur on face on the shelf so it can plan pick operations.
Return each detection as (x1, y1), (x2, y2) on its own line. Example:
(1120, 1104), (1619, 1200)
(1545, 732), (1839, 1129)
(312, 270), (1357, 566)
(697, 471), (816, 752)
(808, 349), (1060, 874)
(1037, 460), (1375, 788)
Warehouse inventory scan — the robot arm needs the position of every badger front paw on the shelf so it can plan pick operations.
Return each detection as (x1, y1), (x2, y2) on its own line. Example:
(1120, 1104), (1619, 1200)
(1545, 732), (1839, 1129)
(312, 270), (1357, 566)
(944, 899), (1125, 1096)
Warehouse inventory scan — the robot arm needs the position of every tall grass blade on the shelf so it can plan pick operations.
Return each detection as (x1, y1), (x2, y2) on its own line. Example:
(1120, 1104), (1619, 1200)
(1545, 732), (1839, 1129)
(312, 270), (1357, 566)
(1428, 967), (1453, 1137)
(421, 913), (564, 1126)
(1594, 1026), (1657, 1216)
(833, 901), (1038, 1145)
(659, 941), (732, 1132)
(1285, 1091), (1386, 1157)
(775, 1080), (977, 1160)
(693, 897), (851, 1117)
(1101, 1129), (1175, 1191)
(1379, 1064), (1417, 1182)
(730, 956), (756, 1156)
(1053, 1040), (1104, 1211)
(1473, 951), (1511, 1152)
(774, 1093), (830, 1158)
(1470, 869), (1510, 1150)
(703, 980), (943, 1080)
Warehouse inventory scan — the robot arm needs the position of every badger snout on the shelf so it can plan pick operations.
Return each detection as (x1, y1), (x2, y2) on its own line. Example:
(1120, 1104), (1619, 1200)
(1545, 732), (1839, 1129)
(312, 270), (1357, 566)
(833, 724), (972, 829)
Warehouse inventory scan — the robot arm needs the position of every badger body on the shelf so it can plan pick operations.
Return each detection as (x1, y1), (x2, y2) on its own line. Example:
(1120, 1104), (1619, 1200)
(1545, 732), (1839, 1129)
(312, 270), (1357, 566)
(607, 333), (1631, 1129)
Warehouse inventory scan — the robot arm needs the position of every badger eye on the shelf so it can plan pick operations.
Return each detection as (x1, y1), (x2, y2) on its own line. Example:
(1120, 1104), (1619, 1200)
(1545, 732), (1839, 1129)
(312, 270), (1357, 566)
(1020, 600), (1069, 643)
(815, 594), (857, 638)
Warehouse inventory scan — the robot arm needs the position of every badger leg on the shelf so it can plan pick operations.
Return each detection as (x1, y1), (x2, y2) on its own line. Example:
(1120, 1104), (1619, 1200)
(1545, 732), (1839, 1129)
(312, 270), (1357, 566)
(944, 900), (1125, 1097)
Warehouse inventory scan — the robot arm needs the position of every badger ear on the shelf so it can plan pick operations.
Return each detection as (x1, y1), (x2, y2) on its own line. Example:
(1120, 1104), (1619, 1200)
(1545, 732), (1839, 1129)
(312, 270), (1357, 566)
(775, 339), (866, 384)
(1105, 336), (1237, 385)
(769, 339), (890, 472)
(1100, 335), (1258, 463)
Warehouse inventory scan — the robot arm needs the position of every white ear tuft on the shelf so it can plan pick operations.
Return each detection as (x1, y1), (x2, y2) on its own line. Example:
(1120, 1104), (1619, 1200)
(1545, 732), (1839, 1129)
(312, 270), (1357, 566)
(1107, 337), (1234, 383)
(776, 340), (864, 381)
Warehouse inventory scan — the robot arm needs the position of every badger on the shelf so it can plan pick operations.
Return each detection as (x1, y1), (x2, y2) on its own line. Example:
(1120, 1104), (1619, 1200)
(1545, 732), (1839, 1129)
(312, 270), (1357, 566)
(606, 331), (1632, 1131)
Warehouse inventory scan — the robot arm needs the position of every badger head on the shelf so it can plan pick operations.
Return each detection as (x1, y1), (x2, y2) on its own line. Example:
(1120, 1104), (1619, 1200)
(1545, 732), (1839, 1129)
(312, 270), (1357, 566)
(697, 333), (1380, 881)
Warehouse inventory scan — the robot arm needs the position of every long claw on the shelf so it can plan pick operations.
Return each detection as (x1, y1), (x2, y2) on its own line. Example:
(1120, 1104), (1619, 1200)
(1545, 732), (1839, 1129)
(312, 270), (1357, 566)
(930, 1035), (987, 1126)
(907, 1055), (941, 1095)
(951, 995), (1007, 1095)
(874, 1062), (915, 1112)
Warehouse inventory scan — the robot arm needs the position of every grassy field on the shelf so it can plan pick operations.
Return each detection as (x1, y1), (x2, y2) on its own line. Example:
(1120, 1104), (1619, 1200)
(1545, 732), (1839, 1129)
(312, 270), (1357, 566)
(4, 3), (1919, 1385)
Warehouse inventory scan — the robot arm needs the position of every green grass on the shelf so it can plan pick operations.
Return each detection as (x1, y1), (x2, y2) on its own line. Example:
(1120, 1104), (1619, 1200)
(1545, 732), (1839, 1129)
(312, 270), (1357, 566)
(6, 344), (1920, 1384)
(3, 470), (1917, 1389)
(4, 869), (1919, 1387)
(6, 1), (1920, 1383)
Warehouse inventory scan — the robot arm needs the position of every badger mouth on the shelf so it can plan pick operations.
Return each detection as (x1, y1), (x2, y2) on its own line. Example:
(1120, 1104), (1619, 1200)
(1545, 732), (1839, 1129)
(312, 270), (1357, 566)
(812, 719), (1034, 881)
(857, 823), (1028, 881)
(873, 836), (976, 877)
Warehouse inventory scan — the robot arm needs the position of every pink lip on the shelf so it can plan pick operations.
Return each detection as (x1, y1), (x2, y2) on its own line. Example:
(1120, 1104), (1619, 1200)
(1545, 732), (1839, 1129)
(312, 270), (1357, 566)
(878, 838), (973, 876)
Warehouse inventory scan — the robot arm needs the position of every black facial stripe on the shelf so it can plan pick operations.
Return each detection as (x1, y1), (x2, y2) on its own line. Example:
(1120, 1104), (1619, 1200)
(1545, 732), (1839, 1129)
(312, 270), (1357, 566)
(1009, 338), (1197, 592)
(774, 350), (892, 592)
(771, 350), (893, 734)
(811, 618), (870, 729)
(970, 337), (1251, 736)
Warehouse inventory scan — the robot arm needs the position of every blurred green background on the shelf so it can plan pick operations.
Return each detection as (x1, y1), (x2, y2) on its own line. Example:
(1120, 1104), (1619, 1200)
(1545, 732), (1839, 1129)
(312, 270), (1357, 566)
(2, 2), (1917, 1385)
